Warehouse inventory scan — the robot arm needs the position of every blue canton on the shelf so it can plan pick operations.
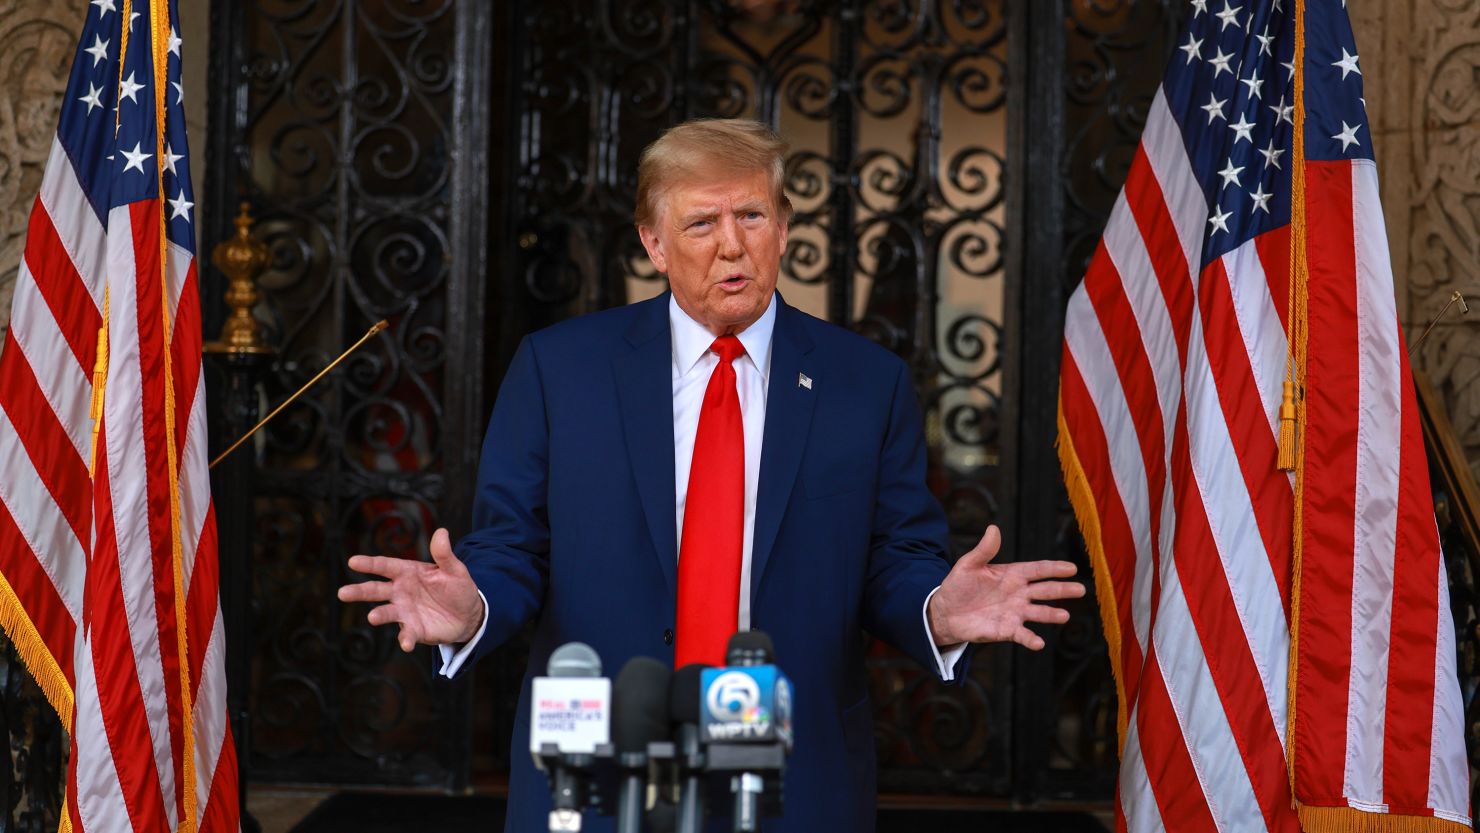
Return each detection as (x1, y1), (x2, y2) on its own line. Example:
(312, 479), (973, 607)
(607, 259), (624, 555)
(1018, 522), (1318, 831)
(1160, 0), (1370, 269)
(57, 0), (195, 258)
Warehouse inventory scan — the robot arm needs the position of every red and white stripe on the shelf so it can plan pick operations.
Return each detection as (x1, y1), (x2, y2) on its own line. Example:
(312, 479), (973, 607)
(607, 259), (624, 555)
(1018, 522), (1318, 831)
(1292, 159), (1470, 825)
(1060, 84), (1470, 829)
(0, 59), (238, 833)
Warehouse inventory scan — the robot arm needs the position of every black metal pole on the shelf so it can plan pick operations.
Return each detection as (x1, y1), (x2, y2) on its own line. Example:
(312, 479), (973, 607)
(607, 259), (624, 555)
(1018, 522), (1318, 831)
(206, 351), (266, 833)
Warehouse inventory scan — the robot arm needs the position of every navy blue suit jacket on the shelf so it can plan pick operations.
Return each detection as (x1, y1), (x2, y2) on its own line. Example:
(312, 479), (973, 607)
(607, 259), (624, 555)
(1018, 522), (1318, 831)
(454, 293), (967, 832)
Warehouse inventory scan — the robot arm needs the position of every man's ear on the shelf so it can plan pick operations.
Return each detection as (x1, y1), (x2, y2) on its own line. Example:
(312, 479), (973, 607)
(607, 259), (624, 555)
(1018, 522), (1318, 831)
(637, 224), (668, 274)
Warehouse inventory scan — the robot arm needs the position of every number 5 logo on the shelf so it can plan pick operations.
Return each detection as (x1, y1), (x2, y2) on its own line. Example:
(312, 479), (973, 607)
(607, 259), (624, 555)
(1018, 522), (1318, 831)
(706, 672), (761, 721)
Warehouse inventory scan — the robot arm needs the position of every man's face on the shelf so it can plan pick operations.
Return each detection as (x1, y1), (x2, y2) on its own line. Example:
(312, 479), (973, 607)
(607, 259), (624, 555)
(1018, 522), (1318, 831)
(637, 169), (788, 335)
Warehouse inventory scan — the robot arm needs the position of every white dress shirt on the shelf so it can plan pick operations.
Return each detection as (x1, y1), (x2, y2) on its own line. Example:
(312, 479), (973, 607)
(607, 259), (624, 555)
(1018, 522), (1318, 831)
(441, 294), (964, 679)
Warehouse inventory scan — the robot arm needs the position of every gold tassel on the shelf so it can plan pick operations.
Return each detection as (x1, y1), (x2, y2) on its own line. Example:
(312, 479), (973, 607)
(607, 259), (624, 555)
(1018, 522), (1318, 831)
(1277, 379), (1297, 471)
(89, 312), (108, 478)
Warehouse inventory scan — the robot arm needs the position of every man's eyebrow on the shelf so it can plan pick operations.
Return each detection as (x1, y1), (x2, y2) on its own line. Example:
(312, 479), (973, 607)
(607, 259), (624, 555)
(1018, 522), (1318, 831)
(676, 207), (718, 225)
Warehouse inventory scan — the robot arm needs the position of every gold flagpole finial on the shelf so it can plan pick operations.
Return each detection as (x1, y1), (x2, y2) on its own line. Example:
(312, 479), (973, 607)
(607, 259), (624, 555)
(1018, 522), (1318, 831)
(205, 203), (273, 355)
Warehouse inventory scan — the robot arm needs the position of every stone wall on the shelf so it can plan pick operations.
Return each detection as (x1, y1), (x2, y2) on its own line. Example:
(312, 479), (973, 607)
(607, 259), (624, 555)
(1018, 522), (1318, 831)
(1354, 0), (1480, 480)
(0, 1), (208, 338)
(0, 0), (87, 336)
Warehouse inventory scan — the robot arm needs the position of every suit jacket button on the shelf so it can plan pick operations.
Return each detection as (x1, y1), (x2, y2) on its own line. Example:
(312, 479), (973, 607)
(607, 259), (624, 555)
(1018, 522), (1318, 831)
(663, 628), (674, 646)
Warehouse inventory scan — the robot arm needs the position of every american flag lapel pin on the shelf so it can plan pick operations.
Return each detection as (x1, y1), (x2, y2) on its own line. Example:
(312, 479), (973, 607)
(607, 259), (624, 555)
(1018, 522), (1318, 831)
(798, 372), (812, 390)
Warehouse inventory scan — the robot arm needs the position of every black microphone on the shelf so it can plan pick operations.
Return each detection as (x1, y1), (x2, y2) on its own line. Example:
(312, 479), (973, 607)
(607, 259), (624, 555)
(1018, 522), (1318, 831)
(531, 642), (610, 832)
(670, 664), (710, 833)
(612, 657), (672, 833)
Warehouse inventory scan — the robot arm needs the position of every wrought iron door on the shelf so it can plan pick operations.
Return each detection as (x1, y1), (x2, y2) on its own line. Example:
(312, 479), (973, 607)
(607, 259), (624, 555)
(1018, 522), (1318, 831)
(489, 0), (1185, 802)
(197, 0), (1187, 804)
(202, 0), (492, 789)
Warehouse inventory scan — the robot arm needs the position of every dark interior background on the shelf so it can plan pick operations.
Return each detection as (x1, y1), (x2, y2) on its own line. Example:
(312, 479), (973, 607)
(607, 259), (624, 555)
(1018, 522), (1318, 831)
(197, 0), (1187, 807)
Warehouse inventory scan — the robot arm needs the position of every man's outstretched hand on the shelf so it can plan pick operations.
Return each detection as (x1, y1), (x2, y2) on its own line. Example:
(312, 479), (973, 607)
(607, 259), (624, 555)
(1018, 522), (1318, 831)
(338, 528), (484, 652)
(927, 525), (1086, 650)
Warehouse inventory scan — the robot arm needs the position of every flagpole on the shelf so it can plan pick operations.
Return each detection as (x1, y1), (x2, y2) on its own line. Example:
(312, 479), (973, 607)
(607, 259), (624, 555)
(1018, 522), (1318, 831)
(1409, 290), (1469, 355)
(208, 320), (390, 470)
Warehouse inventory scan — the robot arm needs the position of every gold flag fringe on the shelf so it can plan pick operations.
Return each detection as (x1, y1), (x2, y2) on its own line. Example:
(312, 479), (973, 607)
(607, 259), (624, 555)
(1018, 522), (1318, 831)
(142, 0), (198, 827)
(1298, 804), (1474, 833)
(1284, 0), (1312, 792)
(0, 571), (74, 731)
(1057, 393), (1129, 752)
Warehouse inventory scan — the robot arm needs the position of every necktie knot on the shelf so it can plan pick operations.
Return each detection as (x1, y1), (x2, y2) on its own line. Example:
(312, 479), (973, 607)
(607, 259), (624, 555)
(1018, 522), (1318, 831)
(710, 335), (745, 365)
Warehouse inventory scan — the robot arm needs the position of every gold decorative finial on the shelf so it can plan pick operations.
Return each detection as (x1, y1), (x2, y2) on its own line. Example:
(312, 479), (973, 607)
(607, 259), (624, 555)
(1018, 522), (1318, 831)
(205, 202), (272, 355)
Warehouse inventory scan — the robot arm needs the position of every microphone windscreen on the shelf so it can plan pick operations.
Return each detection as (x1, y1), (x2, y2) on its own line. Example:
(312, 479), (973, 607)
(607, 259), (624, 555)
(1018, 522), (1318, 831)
(547, 641), (602, 678)
(669, 663), (709, 725)
(612, 656), (672, 754)
(724, 630), (774, 667)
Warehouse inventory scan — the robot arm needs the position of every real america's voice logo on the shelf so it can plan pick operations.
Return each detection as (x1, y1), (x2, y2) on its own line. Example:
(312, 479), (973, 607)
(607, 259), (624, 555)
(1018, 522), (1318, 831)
(535, 698), (607, 733)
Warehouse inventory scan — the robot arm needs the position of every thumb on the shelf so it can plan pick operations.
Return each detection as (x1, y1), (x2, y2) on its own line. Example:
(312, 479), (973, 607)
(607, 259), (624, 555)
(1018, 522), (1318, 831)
(428, 528), (459, 570)
(961, 524), (1002, 567)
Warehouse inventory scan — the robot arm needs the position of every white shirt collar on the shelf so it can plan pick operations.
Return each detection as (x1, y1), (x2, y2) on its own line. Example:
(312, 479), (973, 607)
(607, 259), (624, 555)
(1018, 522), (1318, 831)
(669, 291), (777, 381)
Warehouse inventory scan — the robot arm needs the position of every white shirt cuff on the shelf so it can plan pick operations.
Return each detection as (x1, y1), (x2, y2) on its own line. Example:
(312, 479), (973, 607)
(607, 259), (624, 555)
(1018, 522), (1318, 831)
(923, 585), (967, 681)
(437, 590), (489, 678)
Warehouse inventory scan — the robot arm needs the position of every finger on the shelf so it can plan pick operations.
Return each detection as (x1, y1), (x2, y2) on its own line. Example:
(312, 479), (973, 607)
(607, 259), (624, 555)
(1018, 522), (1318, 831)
(366, 603), (403, 627)
(398, 625), (416, 653)
(1000, 556), (1083, 582)
(1027, 580), (1088, 602)
(347, 554), (412, 579)
(960, 525), (1002, 566)
(1013, 626), (1046, 651)
(337, 580), (394, 604)
(1022, 604), (1071, 625)
(428, 528), (462, 572)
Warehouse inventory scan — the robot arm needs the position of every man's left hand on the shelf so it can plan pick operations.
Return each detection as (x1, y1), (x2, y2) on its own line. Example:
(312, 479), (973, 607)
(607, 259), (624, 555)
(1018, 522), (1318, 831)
(927, 525), (1086, 650)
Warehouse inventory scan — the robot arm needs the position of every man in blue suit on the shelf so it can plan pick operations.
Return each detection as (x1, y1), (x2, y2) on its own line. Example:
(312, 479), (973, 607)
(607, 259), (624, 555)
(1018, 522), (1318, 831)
(339, 119), (1084, 831)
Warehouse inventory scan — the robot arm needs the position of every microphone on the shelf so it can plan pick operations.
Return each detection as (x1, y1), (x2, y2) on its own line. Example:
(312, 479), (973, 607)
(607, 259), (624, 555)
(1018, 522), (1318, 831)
(670, 664), (711, 833)
(612, 657), (672, 833)
(700, 632), (793, 833)
(531, 642), (611, 832)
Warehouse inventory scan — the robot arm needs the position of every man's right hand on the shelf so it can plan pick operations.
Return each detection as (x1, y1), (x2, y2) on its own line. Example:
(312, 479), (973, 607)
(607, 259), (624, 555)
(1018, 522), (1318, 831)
(338, 527), (484, 652)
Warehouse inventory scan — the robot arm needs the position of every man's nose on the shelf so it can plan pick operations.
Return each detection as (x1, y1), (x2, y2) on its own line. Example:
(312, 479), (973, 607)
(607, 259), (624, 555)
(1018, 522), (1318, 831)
(717, 216), (743, 260)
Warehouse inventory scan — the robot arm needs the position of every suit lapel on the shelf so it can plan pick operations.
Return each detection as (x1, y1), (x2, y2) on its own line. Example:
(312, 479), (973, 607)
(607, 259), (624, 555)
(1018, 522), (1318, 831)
(613, 294), (679, 599)
(751, 299), (817, 601)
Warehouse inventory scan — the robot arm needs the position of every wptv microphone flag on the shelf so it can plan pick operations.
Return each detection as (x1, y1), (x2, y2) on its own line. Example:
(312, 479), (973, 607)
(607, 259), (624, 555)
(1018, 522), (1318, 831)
(0, 0), (239, 831)
(1057, 0), (1471, 831)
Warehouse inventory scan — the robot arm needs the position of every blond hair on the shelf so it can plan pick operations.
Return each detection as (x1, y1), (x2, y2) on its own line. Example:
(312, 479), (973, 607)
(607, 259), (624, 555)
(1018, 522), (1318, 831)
(634, 118), (793, 228)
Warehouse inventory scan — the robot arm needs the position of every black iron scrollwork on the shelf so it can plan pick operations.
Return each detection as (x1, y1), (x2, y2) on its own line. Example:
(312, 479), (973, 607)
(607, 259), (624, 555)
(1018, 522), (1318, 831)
(1047, 0), (1186, 796)
(506, 0), (1020, 796)
(223, 0), (461, 787)
(201, 0), (1206, 807)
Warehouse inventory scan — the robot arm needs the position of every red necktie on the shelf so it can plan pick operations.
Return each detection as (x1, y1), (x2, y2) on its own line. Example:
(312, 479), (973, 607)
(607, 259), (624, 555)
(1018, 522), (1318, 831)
(675, 335), (746, 667)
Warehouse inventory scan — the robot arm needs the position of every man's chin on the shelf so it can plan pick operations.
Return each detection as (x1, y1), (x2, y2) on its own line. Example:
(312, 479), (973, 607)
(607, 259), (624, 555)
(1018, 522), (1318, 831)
(701, 296), (768, 335)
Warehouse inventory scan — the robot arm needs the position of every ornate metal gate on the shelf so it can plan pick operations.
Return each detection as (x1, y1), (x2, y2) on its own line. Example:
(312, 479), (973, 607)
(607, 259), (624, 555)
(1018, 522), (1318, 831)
(202, 0), (491, 789)
(4, 0), (1480, 827)
(197, 0), (1187, 806)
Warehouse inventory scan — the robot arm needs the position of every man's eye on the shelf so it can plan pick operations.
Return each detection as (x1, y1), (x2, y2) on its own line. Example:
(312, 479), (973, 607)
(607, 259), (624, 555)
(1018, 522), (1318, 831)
(744, 211), (763, 220)
(689, 220), (711, 230)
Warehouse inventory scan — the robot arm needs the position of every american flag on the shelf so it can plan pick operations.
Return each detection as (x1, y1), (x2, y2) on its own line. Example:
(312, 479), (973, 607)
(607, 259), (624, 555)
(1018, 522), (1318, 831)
(0, 0), (238, 830)
(1057, 0), (1471, 831)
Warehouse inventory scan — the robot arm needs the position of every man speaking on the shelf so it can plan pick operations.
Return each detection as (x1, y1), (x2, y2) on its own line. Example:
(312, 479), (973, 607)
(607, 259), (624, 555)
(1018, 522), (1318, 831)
(338, 119), (1085, 831)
